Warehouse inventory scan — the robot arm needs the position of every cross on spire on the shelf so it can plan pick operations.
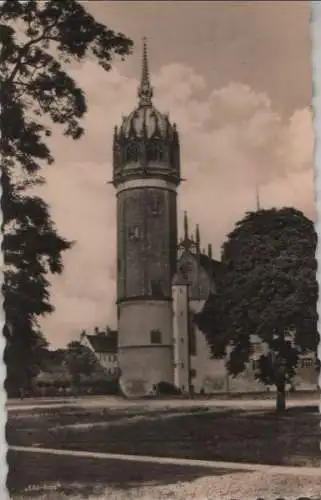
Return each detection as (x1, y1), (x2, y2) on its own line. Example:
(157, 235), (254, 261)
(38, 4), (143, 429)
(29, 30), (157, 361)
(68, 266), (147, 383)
(138, 37), (153, 107)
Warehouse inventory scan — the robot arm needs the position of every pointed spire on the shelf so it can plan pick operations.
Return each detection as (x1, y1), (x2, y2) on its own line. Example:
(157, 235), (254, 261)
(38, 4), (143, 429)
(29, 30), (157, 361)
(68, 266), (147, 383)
(255, 183), (261, 211)
(195, 224), (200, 249)
(138, 37), (153, 107)
(184, 211), (189, 240)
(208, 243), (212, 259)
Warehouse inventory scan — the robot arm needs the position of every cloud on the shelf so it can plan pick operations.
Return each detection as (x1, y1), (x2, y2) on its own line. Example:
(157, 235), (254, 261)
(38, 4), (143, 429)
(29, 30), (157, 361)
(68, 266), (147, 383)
(37, 61), (314, 347)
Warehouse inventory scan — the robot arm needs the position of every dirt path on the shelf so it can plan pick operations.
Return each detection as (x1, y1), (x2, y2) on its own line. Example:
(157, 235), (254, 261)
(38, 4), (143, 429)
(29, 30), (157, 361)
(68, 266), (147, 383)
(7, 396), (320, 412)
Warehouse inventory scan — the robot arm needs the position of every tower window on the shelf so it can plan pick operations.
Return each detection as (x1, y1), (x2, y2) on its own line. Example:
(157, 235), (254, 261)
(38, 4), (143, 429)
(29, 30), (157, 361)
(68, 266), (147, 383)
(159, 146), (166, 162)
(149, 194), (162, 216)
(127, 143), (139, 162)
(147, 142), (158, 162)
(150, 329), (162, 344)
(128, 226), (141, 241)
(300, 358), (313, 368)
(190, 368), (197, 379)
(151, 280), (163, 297)
(251, 359), (260, 370)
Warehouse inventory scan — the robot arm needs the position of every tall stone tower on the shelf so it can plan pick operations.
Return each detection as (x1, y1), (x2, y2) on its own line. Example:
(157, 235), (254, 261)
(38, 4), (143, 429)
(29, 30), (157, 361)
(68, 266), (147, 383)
(112, 39), (181, 396)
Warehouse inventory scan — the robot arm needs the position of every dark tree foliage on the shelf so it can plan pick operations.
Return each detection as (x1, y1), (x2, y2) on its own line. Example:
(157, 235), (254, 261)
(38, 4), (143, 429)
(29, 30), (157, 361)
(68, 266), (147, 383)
(64, 341), (102, 388)
(0, 1), (133, 395)
(196, 207), (318, 411)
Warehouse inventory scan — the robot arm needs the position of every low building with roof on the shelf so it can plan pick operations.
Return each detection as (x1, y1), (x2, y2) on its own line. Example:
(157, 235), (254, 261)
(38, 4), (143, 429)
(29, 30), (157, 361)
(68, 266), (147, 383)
(80, 327), (119, 376)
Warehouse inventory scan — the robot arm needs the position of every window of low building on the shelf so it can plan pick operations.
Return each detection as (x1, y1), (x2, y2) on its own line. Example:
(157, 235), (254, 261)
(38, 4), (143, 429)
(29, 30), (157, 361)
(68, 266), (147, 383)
(300, 357), (314, 368)
(251, 359), (260, 370)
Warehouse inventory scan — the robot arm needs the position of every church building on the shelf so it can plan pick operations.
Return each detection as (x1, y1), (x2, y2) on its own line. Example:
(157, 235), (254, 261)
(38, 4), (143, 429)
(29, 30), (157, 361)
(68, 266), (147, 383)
(111, 39), (317, 398)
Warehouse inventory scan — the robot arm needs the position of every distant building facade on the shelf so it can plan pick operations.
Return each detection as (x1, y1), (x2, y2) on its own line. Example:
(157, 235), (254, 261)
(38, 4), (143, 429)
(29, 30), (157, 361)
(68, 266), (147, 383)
(172, 235), (317, 394)
(80, 327), (118, 376)
(108, 39), (317, 397)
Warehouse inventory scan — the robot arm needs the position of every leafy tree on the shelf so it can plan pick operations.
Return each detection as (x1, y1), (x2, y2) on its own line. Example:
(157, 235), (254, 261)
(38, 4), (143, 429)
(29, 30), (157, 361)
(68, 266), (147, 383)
(0, 1), (133, 394)
(2, 182), (70, 395)
(64, 341), (101, 389)
(196, 207), (317, 412)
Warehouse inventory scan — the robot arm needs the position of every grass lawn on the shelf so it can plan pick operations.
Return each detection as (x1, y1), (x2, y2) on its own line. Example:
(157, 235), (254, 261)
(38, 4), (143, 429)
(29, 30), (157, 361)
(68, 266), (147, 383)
(8, 449), (242, 498)
(7, 403), (320, 468)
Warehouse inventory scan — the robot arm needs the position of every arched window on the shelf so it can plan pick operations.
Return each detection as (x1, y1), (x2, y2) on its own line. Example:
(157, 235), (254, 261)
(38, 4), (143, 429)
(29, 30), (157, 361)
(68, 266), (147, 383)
(159, 145), (166, 162)
(113, 145), (120, 168)
(170, 144), (178, 168)
(128, 226), (141, 241)
(126, 143), (138, 163)
(147, 142), (159, 162)
(148, 192), (163, 216)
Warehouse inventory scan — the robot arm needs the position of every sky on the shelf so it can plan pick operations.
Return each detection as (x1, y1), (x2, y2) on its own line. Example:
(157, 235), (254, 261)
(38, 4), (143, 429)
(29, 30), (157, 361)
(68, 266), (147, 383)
(37, 1), (314, 348)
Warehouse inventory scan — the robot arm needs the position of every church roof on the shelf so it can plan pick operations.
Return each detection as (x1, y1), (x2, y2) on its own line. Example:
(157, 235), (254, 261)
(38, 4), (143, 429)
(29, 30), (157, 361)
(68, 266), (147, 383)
(117, 38), (175, 141)
(85, 331), (118, 354)
(113, 38), (181, 187)
(176, 210), (222, 280)
(120, 106), (172, 140)
(199, 253), (221, 278)
(172, 211), (222, 298)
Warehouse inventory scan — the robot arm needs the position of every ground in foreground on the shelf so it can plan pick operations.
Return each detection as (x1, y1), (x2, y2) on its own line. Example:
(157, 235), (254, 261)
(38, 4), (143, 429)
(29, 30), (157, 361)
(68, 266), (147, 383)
(8, 450), (321, 499)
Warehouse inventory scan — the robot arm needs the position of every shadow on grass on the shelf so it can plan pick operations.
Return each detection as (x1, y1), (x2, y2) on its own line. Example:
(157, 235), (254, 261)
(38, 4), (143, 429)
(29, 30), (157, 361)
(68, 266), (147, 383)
(7, 450), (245, 497)
(284, 405), (318, 415)
(7, 405), (320, 469)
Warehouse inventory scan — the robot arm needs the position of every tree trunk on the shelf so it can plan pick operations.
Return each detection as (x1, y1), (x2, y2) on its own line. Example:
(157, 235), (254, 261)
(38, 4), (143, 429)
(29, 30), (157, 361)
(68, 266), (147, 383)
(276, 381), (286, 412)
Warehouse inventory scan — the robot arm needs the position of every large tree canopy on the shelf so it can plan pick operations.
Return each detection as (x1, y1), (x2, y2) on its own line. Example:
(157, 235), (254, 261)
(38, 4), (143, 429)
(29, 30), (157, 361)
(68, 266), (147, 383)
(0, 0), (133, 394)
(196, 207), (317, 411)
(64, 341), (101, 386)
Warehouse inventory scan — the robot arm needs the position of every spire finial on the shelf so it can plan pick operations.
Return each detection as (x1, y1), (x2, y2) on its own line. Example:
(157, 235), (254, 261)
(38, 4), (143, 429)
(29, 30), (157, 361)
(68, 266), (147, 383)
(208, 243), (212, 259)
(138, 37), (153, 106)
(196, 224), (200, 247)
(184, 211), (189, 240)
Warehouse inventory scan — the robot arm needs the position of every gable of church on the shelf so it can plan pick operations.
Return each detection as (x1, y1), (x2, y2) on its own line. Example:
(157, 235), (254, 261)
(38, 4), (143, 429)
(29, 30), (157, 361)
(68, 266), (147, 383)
(174, 251), (217, 300)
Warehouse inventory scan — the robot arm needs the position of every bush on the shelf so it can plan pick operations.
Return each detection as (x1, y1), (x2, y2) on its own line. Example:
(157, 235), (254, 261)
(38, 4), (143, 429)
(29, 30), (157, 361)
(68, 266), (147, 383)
(156, 381), (181, 395)
(89, 378), (119, 395)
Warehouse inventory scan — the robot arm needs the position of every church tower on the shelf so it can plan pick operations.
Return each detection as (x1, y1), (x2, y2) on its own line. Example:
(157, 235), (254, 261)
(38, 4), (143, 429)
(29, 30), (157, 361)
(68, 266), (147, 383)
(112, 39), (181, 396)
